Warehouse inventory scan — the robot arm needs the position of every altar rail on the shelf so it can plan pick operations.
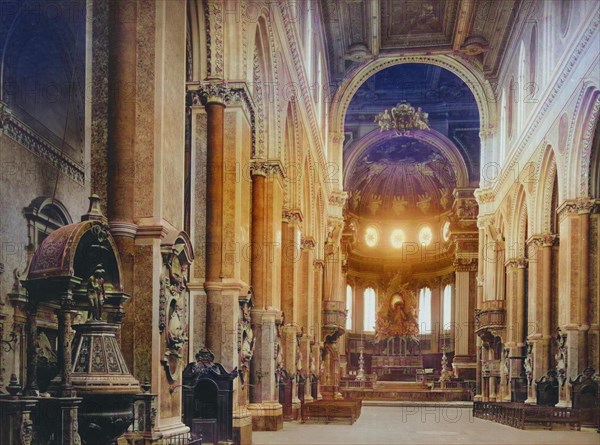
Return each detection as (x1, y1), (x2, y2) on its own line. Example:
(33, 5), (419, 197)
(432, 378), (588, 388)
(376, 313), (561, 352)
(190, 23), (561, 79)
(473, 402), (581, 430)
(340, 379), (374, 389)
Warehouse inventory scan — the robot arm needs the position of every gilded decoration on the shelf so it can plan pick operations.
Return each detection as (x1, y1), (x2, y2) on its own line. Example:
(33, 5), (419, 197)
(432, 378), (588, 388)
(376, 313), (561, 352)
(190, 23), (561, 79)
(238, 288), (255, 385)
(374, 102), (430, 134)
(374, 274), (419, 342)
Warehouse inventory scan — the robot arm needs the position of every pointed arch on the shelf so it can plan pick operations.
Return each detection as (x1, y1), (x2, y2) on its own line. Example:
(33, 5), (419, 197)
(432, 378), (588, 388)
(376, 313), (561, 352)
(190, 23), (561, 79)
(566, 84), (600, 199)
(535, 146), (560, 234)
(511, 185), (530, 258)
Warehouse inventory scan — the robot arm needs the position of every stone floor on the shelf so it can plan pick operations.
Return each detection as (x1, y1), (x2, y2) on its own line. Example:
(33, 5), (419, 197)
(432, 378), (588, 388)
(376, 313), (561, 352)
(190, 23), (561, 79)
(253, 406), (599, 445)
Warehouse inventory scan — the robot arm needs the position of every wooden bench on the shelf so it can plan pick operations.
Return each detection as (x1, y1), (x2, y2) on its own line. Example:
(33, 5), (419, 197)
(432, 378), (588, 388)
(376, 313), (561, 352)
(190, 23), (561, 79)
(473, 402), (581, 430)
(301, 400), (362, 424)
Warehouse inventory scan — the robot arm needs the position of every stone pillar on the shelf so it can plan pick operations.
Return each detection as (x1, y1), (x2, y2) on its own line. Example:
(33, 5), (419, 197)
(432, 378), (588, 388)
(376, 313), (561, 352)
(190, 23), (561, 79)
(452, 258), (477, 379)
(282, 324), (300, 417)
(23, 303), (38, 396)
(555, 199), (597, 407)
(248, 309), (283, 431)
(300, 237), (316, 332)
(280, 209), (302, 418)
(505, 258), (527, 402)
(300, 335), (314, 403)
(247, 161), (283, 430)
(526, 234), (557, 404)
(106, 0), (138, 377)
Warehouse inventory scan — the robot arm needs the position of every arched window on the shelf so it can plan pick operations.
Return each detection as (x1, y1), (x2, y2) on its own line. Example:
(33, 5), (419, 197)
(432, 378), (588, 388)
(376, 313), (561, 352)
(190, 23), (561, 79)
(363, 287), (376, 332)
(346, 284), (353, 331)
(418, 287), (432, 334)
(24, 197), (72, 250)
(442, 284), (453, 331)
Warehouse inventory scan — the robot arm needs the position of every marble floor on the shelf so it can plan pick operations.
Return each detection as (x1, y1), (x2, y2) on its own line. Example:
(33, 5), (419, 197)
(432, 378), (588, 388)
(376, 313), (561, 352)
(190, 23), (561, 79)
(253, 406), (599, 445)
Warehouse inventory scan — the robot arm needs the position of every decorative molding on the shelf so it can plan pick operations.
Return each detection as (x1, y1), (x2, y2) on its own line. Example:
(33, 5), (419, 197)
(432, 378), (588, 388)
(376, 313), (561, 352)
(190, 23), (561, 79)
(0, 103), (85, 184)
(578, 94), (599, 197)
(208, 0), (224, 77)
(108, 221), (138, 239)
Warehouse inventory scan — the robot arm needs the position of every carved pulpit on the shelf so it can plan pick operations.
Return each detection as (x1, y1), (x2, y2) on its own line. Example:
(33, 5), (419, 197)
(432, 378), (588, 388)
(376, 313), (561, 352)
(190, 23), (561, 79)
(20, 195), (139, 445)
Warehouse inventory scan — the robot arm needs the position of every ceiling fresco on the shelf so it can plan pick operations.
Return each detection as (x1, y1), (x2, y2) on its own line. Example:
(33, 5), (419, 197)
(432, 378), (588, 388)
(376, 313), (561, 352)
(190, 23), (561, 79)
(347, 136), (456, 219)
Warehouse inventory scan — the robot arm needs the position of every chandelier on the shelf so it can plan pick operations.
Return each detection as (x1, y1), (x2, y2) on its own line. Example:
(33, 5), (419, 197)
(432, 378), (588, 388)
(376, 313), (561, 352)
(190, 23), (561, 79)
(374, 101), (430, 134)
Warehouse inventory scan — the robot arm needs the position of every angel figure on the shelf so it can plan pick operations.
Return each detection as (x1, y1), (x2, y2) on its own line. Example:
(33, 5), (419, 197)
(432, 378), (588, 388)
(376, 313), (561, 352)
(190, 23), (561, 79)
(392, 195), (409, 215)
(368, 195), (382, 215)
(375, 109), (392, 131)
(439, 188), (451, 209)
(416, 194), (432, 214)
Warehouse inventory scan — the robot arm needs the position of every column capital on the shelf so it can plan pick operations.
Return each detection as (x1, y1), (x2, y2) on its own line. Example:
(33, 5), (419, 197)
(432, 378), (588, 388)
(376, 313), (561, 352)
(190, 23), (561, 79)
(474, 188), (495, 205)
(190, 80), (233, 106)
(505, 257), (527, 269)
(282, 208), (303, 223)
(301, 237), (316, 250)
(250, 160), (286, 179)
(479, 127), (496, 139)
(328, 190), (347, 208)
(557, 198), (600, 222)
(313, 259), (325, 269)
(453, 257), (477, 272)
(330, 131), (345, 144)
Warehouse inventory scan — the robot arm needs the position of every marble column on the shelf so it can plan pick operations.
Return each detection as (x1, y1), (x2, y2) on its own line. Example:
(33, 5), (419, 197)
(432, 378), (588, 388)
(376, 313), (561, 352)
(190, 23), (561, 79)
(280, 209), (302, 418)
(247, 161), (283, 430)
(106, 0), (138, 372)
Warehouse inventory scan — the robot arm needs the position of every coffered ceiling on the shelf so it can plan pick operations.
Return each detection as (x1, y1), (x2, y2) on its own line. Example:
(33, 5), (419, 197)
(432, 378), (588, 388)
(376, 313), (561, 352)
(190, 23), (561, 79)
(321, 0), (523, 85)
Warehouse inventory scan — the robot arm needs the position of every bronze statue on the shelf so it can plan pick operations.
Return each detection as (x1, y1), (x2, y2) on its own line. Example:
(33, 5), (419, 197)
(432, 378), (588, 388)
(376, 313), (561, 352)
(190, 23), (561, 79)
(87, 264), (106, 321)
